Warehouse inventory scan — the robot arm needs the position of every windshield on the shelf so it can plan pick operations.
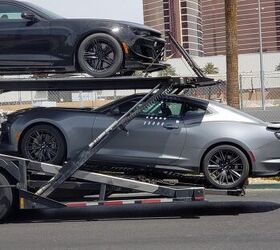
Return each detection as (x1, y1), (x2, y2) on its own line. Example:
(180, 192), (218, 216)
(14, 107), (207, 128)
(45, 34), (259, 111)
(23, 2), (63, 19)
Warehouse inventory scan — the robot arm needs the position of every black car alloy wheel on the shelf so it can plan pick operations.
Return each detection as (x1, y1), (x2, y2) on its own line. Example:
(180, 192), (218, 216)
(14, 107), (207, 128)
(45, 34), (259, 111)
(21, 125), (66, 165)
(203, 145), (249, 189)
(78, 33), (124, 78)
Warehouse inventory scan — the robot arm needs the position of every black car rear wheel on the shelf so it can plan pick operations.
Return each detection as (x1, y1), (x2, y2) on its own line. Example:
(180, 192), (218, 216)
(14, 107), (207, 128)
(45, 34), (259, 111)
(20, 125), (66, 165)
(78, 33), (124, 78)
(202, 145), (250, 189)
(0, 173), (14, 221)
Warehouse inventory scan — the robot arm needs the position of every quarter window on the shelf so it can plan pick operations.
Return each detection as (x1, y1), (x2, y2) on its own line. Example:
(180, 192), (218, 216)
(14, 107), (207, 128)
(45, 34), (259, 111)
(183, 103), (206, 120)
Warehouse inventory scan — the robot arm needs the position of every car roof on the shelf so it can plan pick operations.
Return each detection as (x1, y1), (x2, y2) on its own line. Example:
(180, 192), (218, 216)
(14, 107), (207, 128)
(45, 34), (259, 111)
(96, 93), (209, 113)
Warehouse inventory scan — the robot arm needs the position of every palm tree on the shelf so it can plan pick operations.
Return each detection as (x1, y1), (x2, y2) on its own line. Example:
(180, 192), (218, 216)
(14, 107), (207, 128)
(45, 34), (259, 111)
(158, 66), (177, 77)
(275, 63), (280, 71)
(202, 62), (219, 75)
(225, 0), (239, 109)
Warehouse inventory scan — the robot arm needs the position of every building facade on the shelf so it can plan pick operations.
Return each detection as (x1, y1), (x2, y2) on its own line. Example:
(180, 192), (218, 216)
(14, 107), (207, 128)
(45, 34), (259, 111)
(202, 0), (280, 56)
(144, 0), (280, 57)
(143, 0), (203, 57)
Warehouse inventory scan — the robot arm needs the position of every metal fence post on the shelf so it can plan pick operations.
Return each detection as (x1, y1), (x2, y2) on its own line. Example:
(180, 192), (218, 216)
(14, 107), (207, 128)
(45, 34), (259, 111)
(239, 74), (243, 110)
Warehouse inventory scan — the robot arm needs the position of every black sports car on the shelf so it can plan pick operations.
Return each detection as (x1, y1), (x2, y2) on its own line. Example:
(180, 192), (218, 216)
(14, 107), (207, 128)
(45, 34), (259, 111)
(0, 0), (166, 77)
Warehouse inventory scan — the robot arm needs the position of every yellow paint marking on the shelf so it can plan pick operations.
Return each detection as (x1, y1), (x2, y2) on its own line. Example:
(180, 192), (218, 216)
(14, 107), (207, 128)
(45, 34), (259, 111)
(19, 198), (25, 209)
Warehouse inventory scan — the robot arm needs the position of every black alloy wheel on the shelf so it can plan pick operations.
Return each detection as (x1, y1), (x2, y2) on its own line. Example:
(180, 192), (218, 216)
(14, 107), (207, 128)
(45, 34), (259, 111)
(78, 33), (124, 78)
(21, 125), (66, 165)
(203, 145), (249, 189)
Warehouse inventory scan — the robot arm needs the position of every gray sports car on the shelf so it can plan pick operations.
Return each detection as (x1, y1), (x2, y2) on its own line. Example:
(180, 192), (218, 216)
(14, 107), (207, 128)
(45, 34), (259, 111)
(0, 94), (280, 189)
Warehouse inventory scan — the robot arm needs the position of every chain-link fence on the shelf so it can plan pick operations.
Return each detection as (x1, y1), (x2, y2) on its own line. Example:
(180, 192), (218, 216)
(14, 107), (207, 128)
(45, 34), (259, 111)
(0, 72), (279, 122)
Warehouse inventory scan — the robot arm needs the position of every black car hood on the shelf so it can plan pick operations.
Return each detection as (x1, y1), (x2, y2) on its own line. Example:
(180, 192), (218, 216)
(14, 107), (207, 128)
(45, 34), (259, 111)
(64, 18), (161, 35)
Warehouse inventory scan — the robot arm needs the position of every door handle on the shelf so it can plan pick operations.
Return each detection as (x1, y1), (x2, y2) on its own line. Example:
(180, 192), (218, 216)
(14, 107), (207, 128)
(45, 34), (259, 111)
(163, 124), (179, 130)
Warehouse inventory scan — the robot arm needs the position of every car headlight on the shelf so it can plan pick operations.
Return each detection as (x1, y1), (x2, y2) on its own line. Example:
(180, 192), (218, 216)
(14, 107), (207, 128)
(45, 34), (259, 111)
(132, 29), (151, 37)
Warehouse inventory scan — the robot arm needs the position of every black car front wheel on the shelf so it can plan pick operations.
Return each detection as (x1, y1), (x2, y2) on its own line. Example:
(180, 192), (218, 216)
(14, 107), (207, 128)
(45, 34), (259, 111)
(202, 145), (250, 189)
(78, 33), (124, 78)
(20, 124), (66, 165)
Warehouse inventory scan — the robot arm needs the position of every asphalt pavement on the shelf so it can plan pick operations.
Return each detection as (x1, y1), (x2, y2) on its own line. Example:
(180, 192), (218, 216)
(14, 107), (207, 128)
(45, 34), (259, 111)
(1, 190), (280, 250)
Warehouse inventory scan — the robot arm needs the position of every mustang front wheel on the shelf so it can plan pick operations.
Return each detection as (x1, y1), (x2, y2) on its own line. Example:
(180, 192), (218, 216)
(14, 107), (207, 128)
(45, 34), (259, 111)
(78, 33), (124, 78)
(202, 145), (249, 189)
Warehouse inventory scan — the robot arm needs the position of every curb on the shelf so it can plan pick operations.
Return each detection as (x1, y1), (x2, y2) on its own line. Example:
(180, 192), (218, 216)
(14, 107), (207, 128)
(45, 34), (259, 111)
(247, 183), (280, 190)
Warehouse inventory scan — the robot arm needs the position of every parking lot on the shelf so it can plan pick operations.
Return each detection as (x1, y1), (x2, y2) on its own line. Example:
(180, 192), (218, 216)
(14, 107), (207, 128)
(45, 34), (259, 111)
(0, 190), (279, 250)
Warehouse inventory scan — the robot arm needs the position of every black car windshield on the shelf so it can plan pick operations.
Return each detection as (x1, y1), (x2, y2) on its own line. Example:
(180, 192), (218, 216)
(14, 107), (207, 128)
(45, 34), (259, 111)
(23, 2), (63, 19)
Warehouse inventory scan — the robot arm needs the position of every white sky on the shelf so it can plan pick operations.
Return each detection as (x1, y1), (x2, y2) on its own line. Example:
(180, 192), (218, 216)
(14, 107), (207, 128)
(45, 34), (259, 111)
(24, 0), (144, 24)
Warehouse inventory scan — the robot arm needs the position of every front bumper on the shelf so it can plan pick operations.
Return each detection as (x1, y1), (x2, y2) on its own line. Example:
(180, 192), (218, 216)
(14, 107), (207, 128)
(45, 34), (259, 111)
(129, 36), (166, 62)
(124, 60), (168, 73)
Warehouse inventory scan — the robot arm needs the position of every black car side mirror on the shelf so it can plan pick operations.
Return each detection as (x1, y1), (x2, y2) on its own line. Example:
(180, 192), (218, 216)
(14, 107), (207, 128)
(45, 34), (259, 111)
(21, 12), (38, 22)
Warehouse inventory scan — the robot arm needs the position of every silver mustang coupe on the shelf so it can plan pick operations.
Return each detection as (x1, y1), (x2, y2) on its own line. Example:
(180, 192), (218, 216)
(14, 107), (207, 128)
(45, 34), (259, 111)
(0, 94), (279, 189)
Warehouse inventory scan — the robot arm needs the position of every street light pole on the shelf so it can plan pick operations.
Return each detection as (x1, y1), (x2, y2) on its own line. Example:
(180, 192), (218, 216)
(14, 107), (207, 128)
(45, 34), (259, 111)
(258, 0), (266, 110)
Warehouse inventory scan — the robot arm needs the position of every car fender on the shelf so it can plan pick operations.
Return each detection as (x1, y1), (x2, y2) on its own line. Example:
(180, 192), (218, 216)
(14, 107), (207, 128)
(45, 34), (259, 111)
(12, 118), (70, 156)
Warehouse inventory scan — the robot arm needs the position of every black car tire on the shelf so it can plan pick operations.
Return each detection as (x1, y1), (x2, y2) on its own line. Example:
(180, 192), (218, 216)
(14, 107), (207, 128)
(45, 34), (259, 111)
(20, 124), (66, 165)
(202, 145), (249, 189)
(78, 33), (124, 78)
(0, 173), (14, 221)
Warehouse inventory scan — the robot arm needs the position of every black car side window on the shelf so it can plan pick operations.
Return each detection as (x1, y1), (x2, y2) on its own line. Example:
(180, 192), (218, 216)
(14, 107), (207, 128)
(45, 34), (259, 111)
(0, 4), (26, 20)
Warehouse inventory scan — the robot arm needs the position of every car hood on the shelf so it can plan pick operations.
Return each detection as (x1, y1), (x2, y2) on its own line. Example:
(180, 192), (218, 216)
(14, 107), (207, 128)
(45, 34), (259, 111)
(6, 107), (93, 120)
(65, 18), (161, 35)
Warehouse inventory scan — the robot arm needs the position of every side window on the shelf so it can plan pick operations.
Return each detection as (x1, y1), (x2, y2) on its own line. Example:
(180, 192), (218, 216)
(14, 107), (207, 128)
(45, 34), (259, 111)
(183, 103), (206, 120)
(0, 4), (26, 20)
(111, 100), (139, 115)
(142, 100), (183, 118)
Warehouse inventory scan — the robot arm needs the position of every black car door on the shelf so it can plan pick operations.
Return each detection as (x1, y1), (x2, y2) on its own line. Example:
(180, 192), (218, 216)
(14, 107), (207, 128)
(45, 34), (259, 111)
(0, 2), (51, 69)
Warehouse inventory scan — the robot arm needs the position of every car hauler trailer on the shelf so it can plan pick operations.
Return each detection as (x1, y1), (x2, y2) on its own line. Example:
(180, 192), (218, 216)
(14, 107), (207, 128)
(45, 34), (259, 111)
(0, 35), (244, 221)
(0, 75), (244, 221)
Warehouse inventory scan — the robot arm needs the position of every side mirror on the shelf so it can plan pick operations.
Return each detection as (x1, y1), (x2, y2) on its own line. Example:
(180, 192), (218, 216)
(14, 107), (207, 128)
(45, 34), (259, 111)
(109, 108), (120, 116)
(21, 12), (38, 22)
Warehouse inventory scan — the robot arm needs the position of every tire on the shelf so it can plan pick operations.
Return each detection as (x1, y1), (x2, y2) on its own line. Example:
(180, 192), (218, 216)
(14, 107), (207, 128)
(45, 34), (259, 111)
(202, 145), (250, 189)
(78, 33), (124, 78)
(20, 124), (66, 165)
(0, 173), (14, 221)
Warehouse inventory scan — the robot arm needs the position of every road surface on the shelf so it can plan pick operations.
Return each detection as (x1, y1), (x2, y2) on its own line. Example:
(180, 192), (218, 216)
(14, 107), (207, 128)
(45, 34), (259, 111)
(1, 190), (280, 250)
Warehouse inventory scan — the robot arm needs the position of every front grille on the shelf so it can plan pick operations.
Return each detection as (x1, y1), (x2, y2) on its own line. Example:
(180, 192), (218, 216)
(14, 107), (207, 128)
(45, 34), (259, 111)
(133, 37), (165, 62)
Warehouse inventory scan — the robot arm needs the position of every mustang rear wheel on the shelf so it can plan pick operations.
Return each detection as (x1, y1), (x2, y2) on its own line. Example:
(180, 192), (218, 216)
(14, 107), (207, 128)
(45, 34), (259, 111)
(0, 173), (14, 221)
(78, 33), (124, 78)
(20, 124), (66, 165)
(202, 145), (249, 189)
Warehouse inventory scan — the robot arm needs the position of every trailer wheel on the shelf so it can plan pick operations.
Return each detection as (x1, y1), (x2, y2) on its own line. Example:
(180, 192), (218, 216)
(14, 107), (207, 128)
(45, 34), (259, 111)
(0, 173), (14, 221)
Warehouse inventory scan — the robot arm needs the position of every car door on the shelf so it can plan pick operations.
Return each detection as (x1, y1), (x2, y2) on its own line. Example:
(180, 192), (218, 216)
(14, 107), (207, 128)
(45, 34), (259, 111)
(92, 97), (187, 166)
(0, 2), (51, 68)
